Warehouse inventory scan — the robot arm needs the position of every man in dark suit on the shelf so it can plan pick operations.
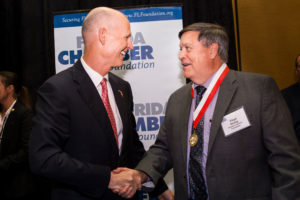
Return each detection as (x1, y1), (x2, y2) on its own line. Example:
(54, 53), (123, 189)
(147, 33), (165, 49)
(29, 7), (172, 200)
(281, 54), (300, 144)
(0, 71), (37, 200)
(116, 23), (300, 199)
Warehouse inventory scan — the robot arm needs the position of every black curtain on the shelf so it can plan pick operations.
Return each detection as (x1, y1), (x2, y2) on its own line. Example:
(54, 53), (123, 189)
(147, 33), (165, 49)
(1, 0), (237, 103)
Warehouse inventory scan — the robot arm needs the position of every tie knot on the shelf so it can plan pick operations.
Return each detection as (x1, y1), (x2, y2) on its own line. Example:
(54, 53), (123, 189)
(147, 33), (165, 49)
(195, 86), (206, 97)
(100, 78), (107, 88)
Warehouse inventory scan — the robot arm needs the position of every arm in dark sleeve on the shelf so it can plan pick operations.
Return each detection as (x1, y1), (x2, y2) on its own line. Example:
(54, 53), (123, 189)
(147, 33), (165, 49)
(125, 82), (169, 196)
(135, 117), (173, 185)
(29, 81), (110, 199)
(134, 93), (174, 195)
(0, 106), (33, 170)
(262, 77), (300, 199)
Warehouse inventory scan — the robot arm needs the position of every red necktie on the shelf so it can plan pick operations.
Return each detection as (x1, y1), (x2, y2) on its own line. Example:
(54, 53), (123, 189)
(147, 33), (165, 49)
(100, 78), (118, 148)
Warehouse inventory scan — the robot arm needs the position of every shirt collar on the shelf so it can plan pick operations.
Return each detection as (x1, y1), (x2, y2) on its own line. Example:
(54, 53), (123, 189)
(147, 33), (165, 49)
(3, 100), (17, 118)
(192, 63), (226, 90)
(81, 57), (108, 87)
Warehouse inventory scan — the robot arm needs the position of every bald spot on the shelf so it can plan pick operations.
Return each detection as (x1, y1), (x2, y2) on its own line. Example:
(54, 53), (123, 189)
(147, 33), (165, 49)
(82, 7), (128, 45)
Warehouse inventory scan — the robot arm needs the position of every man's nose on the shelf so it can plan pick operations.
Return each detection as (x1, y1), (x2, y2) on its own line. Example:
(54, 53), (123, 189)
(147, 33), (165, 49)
(128, 39), (133, 50)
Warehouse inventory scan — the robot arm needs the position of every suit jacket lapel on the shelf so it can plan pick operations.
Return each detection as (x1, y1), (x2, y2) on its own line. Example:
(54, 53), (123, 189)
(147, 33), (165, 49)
(72, 61), (117, 148)
(208, 70), (237, 155)
(1, 102), (17, 148)
(108, 73), (128, 154)
(180, 83), (193, 167)
(0, 102), (24, 153)
(3, 102), (17, 129)
(108, 73), (126, 126)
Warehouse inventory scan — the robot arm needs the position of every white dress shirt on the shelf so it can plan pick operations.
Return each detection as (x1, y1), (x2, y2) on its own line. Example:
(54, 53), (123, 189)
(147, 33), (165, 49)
(81, 57), (123, 153)
(0, 100), (17, 143)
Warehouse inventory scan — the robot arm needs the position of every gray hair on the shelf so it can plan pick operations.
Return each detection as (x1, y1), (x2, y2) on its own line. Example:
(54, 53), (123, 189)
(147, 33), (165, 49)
(179, 22), (229, 62)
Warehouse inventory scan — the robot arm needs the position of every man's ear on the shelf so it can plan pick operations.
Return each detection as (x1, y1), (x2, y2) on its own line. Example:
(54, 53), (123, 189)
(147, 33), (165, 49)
(98, 27), (107, 45)
(6, 84), (14, 94)
(209, 43), (219, 59)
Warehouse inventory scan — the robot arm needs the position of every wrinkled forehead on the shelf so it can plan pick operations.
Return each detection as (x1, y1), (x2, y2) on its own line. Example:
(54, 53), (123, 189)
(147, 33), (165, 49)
(180, 31), (202, 45)
(180, 31), (201, 41)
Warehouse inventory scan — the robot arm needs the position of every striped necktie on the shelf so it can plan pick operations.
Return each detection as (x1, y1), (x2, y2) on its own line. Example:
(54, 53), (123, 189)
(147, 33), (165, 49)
(100, 78), (119, 149)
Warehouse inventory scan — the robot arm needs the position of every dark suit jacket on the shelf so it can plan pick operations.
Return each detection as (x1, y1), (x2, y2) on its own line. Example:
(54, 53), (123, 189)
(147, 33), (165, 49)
(282, 82), (300, 143)
(0, 101), (36, 198)
(136, 70), (300, 200)
(29, 60), (166, 200)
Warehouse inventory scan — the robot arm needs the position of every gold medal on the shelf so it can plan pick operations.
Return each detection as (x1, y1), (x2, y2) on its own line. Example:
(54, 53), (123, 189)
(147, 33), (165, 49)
(189, 132), (198, 147)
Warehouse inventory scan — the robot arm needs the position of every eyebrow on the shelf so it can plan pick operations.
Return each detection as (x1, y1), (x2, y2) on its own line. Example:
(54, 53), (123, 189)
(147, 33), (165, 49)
(180, 42), (193, 47)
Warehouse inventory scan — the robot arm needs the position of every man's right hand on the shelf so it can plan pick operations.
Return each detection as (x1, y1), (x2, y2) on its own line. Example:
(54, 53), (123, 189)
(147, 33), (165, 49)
(108, 167), (146, 198)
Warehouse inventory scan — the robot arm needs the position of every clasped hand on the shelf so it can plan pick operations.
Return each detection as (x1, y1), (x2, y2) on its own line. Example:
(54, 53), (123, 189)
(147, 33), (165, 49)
(108, 167), (143, 198)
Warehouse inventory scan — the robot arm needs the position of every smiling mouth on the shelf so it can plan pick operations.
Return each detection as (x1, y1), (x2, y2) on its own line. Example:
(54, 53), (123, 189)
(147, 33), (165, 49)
(182, 63), (190, 67)
(121, 51), (126, 56)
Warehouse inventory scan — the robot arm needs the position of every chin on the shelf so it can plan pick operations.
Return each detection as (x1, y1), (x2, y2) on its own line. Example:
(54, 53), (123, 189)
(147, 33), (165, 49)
(114, 61), (124, 67)
(118, 61), (124, 67)
(183, 71), (191, 79)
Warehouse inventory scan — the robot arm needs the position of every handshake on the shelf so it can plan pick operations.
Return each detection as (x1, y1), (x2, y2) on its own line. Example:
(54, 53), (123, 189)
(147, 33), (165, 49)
(108, 167), (147, 198)
(108, 167), (174, 199)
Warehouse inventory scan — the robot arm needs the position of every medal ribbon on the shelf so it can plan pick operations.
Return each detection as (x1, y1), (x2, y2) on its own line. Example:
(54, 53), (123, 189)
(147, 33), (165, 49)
(192, 64), (229, 129)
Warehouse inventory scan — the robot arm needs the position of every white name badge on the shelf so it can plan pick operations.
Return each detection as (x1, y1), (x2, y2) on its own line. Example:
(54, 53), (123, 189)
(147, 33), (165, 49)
(221, 107), (251, 137)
